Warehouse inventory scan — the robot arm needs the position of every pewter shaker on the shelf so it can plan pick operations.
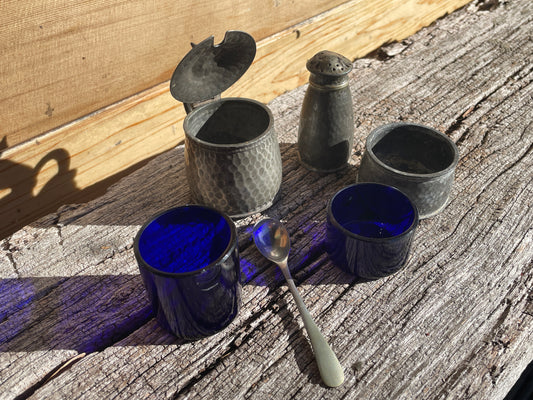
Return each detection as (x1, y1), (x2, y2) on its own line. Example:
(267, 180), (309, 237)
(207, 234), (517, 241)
(297, 51), (354, 172)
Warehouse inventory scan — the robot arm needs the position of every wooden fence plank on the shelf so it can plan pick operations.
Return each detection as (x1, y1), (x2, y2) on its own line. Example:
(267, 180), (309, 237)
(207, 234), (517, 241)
(0, 0), (348, 147)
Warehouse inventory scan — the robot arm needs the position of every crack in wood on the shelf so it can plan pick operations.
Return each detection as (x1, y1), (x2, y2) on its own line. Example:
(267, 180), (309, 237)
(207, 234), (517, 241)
(1, 237), (20, 276)
(398, 286), (431, 332)
(447, 42), (532, 147)
(436, 348), (482, 399)
(14, 353), (86, 400)
(448, 65), (530, 145)
(435, 297), (516, 396)
(55, 200), (116, 227)
(170, 312), (271, 398)
(327, 280), (389, 350)
(491, 177), (531, 223)
(474, 0), (508, 12)
(485, 300), (513, 345)
(291, 245), (328, 283)
(107, 346), (180, 400)
(0, 277), (69, 343)
(474, 142), (533, 205)
(243, 338), (316, 398)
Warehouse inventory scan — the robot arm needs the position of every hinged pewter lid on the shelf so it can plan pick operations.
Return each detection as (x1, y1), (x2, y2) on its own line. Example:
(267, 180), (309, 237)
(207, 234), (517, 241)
(170, 31), (256, 104)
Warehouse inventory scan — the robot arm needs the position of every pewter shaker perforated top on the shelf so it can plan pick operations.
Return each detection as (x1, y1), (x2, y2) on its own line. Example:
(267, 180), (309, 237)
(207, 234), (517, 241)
(306, 51), (352, 86)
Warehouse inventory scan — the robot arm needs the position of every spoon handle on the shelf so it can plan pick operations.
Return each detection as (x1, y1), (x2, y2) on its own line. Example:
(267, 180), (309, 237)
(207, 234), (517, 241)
(280, 263), (344, 387)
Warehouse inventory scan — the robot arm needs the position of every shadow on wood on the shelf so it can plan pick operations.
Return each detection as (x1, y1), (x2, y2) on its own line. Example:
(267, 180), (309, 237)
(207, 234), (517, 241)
(0, 138), (162, 239)
(1, 143), (77, 239)
(0, 142), (365, 357)
(0, 275), (156, 353)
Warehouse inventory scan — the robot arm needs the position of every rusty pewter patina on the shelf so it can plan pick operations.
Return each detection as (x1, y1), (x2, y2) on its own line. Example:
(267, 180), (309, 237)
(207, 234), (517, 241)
(357, 122), (460, 219)
(170, 31), (282, 218)
(297, 51), (354, 172)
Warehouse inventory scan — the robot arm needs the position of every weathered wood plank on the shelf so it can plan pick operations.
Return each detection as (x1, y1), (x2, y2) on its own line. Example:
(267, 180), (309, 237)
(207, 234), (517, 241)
(1, 0), (350, 148)
(0, 0), (472, 239)
(1, 0), (532, 399)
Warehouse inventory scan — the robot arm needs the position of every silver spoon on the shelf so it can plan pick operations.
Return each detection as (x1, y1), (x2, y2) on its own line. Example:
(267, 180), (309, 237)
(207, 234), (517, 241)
(252, 218), (344, 387)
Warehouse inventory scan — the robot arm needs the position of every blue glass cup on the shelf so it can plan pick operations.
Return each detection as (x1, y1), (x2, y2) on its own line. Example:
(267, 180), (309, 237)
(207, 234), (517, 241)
(326, 183), (418, 280)
(134, 205), (241, 340)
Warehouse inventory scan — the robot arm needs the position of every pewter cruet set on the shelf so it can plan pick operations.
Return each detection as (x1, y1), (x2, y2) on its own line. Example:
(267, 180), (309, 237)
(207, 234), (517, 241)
(169, 30), (459, 221)
(158, 30), (459, 388)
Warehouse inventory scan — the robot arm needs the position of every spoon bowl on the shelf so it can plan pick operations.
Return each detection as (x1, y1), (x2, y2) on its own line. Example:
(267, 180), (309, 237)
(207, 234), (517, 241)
(252, 218), (290, 263)
(252, 218), (344, 388)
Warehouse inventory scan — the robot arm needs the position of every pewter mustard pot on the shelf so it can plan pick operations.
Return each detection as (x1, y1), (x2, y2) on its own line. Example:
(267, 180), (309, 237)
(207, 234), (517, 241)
(297, 51), (354, 172)
(169, 31), (282, 218)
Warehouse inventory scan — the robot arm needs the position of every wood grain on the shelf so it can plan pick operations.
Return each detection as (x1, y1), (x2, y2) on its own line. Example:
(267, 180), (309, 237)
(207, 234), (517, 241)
(0, 0), (348, 148)
(1, 0), (531, 398)
(0, 0), (472, 239)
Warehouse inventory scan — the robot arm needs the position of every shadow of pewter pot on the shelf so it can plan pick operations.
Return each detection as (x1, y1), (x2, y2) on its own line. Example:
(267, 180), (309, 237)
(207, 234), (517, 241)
(170, 31), (282, 218)
(358, 123), (459, 219)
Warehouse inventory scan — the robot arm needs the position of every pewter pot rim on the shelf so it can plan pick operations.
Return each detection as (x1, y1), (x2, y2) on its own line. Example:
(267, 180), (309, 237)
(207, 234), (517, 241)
(183, 97), (274, 151)
(364, 122), (459, 181)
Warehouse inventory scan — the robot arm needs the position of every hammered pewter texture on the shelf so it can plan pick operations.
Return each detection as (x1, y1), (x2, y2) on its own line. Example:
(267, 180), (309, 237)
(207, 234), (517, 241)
(297, 51), (354, 172)
(184, 98), (282, 218)
(169, 31), (282, 217)
(358, 123), (459, 219)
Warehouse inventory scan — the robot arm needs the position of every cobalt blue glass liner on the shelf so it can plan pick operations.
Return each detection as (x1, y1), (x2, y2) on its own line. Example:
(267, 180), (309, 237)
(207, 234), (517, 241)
(326, 183), (418, 279)
(134, 205), (241, 340)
